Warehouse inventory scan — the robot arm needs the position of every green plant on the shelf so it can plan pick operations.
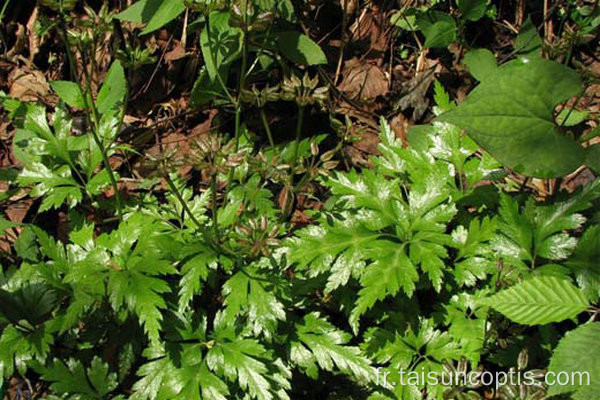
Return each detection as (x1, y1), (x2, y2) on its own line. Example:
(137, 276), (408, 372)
(1, 1), (599, 399)
(3, 60), (127, 213)
(2, 90), (600, 399)
(392, 0), (493, 49)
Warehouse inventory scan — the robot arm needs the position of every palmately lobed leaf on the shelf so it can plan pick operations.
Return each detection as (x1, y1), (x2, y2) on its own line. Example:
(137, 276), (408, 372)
(293, 313), (373, 384)
(351, 243), (418, 331)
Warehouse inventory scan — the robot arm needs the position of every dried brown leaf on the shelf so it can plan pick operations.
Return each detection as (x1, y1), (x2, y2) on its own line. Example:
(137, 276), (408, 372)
(338, 58), (389, 101)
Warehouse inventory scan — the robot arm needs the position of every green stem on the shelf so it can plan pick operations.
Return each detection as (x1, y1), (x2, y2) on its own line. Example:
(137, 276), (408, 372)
(244, 1), (275, 80)
(165, 175), (239, 259)
(165, 174), (204, 231)
(290, 106), (305, 180)
(234, 32), (248, 151)
(0, 0), (10, 23)
(210, 173), (219, 238)
(283, 105), (304, 218)
(293, 137), (343, 195)
(260, 108), (275, 147)
(57, 19), (122, 216)
(225, 24), (249, 197)
(82, 61), (123, 217)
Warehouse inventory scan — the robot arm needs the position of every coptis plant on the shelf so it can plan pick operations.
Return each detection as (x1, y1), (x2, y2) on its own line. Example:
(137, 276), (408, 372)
(0, 0), (599, 400)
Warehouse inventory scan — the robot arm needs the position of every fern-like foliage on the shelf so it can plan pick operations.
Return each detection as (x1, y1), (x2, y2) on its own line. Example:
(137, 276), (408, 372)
(287, 119), (499, 331)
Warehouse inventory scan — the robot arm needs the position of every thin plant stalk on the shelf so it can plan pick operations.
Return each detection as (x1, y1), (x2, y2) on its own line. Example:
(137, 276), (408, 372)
(79, 46), (123, 217)
(260, 108), (275, 147)
(282, 105), (305, 218)
(0, 0), (10, 22)
(225, 14), (249, 198)
(165, 174), (239, 260)
(231, 10), (249, 153)
(57, 18), (123, 216)
(210, 173), (219, 238)
(165, 174), (241, 259)
(290, 106), (305, 180)
(165, 174), (204, 230)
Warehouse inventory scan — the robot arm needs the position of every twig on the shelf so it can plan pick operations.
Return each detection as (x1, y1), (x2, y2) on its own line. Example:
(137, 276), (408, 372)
(334, 0), (349, 85)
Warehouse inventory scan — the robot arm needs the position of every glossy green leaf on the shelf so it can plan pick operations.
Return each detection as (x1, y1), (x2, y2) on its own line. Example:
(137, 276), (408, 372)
(222, 267), (285, 338)
(351, 244), (418, 329)
(292, 313), (372, 383)
(115, 0), (154, 22)
(38, 357), (117, 397)
(142, 0), (185, 34)
(0, 284), (58, 327)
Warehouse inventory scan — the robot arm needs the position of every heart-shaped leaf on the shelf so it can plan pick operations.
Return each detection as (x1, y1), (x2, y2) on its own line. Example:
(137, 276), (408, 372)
(437, 58), (584, 177)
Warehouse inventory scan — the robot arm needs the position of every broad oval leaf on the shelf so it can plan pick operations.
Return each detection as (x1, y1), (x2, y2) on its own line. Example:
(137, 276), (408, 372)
(437, 58), (585, 177)
(141, 0), (185, 34)
(277, 31), (327, 65)
(483, 276), (589, 325)
(115, 0), (152, 22)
